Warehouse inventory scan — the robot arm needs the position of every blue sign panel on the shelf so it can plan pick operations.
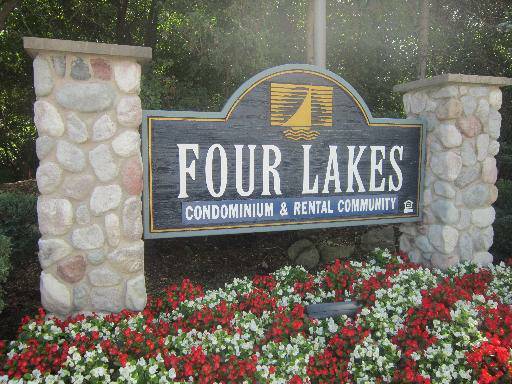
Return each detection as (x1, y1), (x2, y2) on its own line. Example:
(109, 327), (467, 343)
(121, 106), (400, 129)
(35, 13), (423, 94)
(142, 64), (425, 238)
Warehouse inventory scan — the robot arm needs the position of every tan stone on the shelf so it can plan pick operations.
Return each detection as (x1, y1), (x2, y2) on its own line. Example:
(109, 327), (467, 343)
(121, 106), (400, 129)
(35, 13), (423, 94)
(456, 116), (481, 138)
(57, 255), (86, 283)
(436, 99), (462, 120)
(122, 156), (143, 195)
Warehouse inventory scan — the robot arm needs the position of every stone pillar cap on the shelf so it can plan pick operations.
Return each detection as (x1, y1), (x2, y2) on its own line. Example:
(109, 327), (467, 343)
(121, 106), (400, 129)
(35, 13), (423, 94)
(394, 73), (512, 93)
(23, 36), (152, 64)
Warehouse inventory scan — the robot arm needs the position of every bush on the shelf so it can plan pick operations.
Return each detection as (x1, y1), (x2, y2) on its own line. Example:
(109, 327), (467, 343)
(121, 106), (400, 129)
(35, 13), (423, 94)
(0, 235), (11, 313)
(492, 179), (512, 263)
(0, 192), (38, 267)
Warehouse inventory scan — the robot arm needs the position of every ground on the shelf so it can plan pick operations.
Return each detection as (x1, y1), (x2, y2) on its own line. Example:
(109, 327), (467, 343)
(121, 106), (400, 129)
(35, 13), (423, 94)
(0, 225), (361, 340)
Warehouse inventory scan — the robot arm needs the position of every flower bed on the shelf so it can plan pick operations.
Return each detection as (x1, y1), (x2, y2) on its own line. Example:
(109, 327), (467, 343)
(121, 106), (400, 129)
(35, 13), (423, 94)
(1, 249), (512, 383)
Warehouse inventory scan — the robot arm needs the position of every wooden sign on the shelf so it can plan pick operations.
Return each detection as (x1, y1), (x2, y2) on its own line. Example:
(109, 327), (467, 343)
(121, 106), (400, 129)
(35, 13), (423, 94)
(142, 65), (425, 238)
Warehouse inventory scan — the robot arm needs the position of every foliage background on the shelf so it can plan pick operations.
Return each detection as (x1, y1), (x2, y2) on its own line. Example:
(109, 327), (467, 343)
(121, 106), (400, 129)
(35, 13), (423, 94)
(0, 0), (511, 259)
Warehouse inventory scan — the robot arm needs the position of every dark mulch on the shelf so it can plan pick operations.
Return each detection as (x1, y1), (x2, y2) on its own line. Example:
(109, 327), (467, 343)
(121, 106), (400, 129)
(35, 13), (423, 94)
(0, 179), (38, 195)
(0, 227), (360, 341)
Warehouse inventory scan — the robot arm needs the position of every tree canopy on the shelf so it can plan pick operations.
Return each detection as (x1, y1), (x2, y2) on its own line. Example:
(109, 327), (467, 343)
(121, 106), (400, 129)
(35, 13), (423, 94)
(0, 0), (511, 181)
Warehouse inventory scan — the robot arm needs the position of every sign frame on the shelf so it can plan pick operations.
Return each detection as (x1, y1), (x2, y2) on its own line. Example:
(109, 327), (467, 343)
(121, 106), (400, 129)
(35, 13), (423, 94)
(142, 64), (426, 239)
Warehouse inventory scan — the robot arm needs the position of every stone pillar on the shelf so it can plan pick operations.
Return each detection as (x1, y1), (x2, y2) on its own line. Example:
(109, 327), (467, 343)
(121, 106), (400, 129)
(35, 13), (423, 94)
(394, 74), (512, 269)
(23, 37), (152, 315)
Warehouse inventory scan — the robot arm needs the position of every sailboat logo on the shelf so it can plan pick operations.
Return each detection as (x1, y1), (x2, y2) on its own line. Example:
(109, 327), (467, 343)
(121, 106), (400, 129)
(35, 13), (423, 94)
(270, 83), (333, 140)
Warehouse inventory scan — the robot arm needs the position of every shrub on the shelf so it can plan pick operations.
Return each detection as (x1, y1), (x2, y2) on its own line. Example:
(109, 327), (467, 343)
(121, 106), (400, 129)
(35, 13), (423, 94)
(0, 235), (11, 313)
(0, 192), (38, 267)
(492, 179), (512, 263)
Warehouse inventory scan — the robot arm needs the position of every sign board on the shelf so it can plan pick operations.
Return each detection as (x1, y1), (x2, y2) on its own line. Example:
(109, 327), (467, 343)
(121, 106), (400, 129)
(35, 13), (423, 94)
(142, 65), (425, 238)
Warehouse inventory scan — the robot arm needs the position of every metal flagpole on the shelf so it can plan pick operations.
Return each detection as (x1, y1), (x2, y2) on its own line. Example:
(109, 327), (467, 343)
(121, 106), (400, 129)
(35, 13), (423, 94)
(313, 0), (326, 68)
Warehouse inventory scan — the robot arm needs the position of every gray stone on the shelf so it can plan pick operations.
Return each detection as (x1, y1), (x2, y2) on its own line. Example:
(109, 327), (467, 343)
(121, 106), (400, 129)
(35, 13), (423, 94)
(431, 199), (459, 225)
(108, 241), (144, 273)
(431, 253), (459, 270)
(399, 223), (418, 236)
(476, 98), (490, 121)
(482, 157), (497, 184)
(431, 85), (458, 99)
(126, 274), (146, 311)
(423, 113), (439, 132)
(75, 204), (91, 225)
(437, 123), (462, 148)
(476, 134), (489, 161)
(90, 184), (122, 215)
(33, 56), (53, 96)
(105, 213), (121, 247)
(88, 267), (122, 287)
(423, 188), (432, 206)
(455, 165), (481, 188)
(89, 144), (119, 182)
(472, 226), (494, 252)
(430, 151), (462, 181)
(70, 57), (91, 80)
(52, 55), (66, 77)
(38, 238), (72, 269)
(66, 113), (88, 143)
(460, 141), (477, 167)
(71, 224), (105, 250)
(114, 61), (141, 93)
(41, 271), (72, 315)
(62, 174), (95, 200)
(455, 209), (471, 231)
(433, 181), (456, 199)
(487, 110), (501, 139)
(436, 99), (462, 120)
(423, 208), (436, 225)
(463, 184), (491, 208)
(295, 247), (320, 269)
(408, 249), (423, 264)
(458, 232), (473, 261)
(122, 196), (143, 240)
(36, 161), (62, 194)
(92, 114), (117, 142)
(91, 286), (124, 312)
(117, 96), (142, 126)
(361, 226), (395, 253)
(469, 86), (489, 97)
(489, 89), (502, 109)
(399, 235), (412, 253)
(56, 82), (115, 112)
(471, 207), (495, 228)
(37, 197), (73, 236)
(473, 251), (493, 266)
(429, 139), (444, 154)
(428, 225), (458, 254)
(34, 100), (64, 137)
(459, 86), (469, 95)
(425, 99), (437, 112)
(414, 235), (434, 253)
(488, 140), (500, 156)
(36, 136), (55, 160)
(318, 244), (355, 263)
(56, 140), (86, 172)
(460, 95), (477, 116)
(73, 282), (90, 310)
(410, 92), (428, 114)
(86, 248), (106, 265)
(112, 131), (140, 157)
